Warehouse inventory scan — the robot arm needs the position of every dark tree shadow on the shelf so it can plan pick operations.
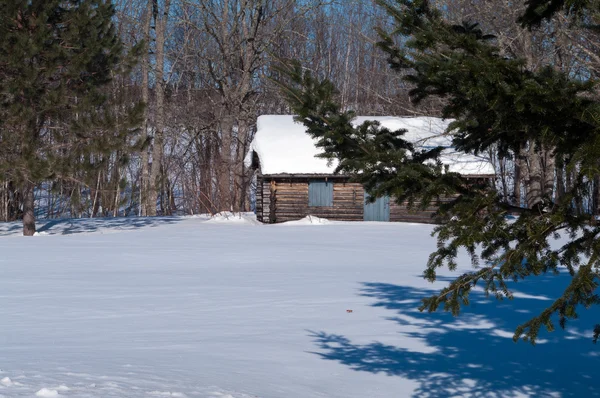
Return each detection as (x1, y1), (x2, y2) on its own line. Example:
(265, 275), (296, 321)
(0, 223), (22, 236)
(0, 216), (184, 236)
(309, 274), (600, 397)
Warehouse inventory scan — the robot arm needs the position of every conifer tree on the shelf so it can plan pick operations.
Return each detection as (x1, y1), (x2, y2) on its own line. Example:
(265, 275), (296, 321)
(0, 0), (143, 236)
(277, 0), (600, 343)
(519, 0), (595, 26)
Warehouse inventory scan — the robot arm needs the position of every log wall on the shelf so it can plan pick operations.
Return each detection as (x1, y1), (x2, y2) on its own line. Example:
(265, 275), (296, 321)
(256, 175), (448, 224)
(390, 202), (440, 224)
(258, 179), (364, 223)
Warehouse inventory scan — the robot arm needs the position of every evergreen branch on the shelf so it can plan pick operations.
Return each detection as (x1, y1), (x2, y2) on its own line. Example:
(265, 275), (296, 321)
(276, 0), (600, 344)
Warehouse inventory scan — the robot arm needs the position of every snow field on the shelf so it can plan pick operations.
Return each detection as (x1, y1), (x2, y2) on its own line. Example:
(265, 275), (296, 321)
(0, 214), (598, 397)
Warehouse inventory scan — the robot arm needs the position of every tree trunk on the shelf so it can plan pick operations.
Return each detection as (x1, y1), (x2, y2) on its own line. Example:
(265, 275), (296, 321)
(139, 1), (152, 217)
(514, 145), (524, 207)
(218, 115), (233, 211)
(148, 0), (171, 217)
(91, 170), (101, 218)
(525, 144), (543, 209)
(199, 133), (214, 214)
(114, 167), (121, 218)
(22, 181), (36, 236)
(593, 175), (600, 216)
(499, 155), (509, 202)
(234, 118), (253, 212)
(542, 149), (555, 201)
(556, 159), (565, 203)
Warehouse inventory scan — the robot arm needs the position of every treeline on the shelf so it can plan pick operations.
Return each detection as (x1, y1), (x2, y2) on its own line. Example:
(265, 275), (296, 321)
(1, 0), (599, 226)
(1, 0), (406, 223)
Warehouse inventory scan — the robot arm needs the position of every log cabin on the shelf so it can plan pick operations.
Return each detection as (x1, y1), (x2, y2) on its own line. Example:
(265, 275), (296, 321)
(245, 115), (495, 224)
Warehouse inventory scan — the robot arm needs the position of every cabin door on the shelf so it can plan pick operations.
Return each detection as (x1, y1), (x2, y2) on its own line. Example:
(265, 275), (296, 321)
(364, 193), (390, 222)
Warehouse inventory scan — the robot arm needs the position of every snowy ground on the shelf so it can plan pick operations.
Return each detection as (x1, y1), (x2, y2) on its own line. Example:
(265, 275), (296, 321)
(0, 214), (598, 397)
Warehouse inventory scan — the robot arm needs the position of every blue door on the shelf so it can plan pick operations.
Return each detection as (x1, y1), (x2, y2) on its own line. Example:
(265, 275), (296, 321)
(364, 193), (390, 221)
(309, 180), (334, 207)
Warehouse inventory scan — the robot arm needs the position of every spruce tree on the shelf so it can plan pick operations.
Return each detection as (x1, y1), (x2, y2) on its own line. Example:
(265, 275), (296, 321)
(519, 0), (595, 26)
(277, 0), (600, 343)
(0, 0), (143, 236)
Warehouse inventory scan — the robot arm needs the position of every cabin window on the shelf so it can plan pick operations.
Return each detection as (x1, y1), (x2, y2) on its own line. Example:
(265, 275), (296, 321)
(308, 180), (333, 207)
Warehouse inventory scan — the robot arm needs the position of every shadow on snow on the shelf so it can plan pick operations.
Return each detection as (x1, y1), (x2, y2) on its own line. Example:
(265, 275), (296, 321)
(0, 216), (183, 236)
(309, 274), (600, 397)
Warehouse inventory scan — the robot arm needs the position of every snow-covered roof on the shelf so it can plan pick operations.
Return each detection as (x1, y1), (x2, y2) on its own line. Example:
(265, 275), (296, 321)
(245, 115), (495, 176)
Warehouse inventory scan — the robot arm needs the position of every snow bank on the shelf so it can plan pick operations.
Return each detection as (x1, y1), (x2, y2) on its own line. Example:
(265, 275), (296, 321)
(1, 377), (13, 387)
(245, 115), (495, 176)
(204, 212), (261, 225)
(35, 388), (59, 397)
(280, 215), (333, 225)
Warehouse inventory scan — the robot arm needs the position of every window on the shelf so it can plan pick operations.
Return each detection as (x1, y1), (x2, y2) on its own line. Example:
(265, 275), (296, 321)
(308, 180), (333, 207)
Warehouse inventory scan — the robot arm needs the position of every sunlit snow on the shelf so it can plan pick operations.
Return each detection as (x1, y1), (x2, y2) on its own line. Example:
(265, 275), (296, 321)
(0, 214), (598, 397)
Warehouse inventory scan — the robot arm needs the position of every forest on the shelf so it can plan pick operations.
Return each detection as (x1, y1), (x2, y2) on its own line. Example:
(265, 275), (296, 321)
(1, 0), (599, 234)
